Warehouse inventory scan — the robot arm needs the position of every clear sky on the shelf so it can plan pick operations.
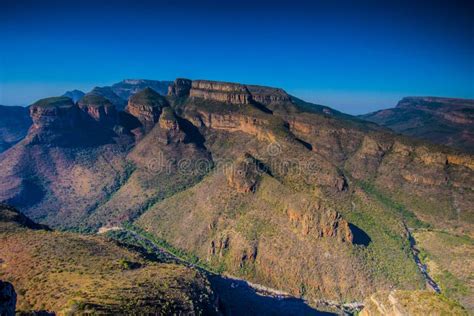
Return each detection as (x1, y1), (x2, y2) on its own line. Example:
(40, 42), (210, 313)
(1, 0), (473, 114)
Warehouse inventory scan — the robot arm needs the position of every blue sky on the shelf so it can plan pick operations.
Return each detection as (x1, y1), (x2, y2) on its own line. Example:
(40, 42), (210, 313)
(1, 0), (473, 114)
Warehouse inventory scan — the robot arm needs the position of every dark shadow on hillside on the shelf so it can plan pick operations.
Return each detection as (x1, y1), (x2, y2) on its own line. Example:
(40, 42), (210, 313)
(208, 275), (336, 316)
(295, 138), (313, 150)
(6, 179), (45, 209)
(177, 116), (206, 148)
(349, 223), (371, 246)
(250, 101), (273, 114)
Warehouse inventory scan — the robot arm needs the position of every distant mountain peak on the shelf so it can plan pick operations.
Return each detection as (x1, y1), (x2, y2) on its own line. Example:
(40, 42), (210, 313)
(396, 96), (474, 109)
(62, 89), (85, 103)
(360, 96), (474, 153)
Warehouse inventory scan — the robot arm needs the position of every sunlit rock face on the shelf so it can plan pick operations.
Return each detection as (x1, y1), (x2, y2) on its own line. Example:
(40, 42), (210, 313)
(126, 87), (169, 133)
(190, 80), (252, 105)
(173, 78), (292, 108)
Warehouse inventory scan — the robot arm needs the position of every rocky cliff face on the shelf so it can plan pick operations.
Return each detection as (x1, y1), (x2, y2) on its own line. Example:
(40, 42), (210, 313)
(126, 88), (169, 133)
(27, 96), (82, 144)
(246, 85), (291, 105)
(0, 281), (16, 316)
(26, 96), (120, 146)
(287, 200), (353, 243)
(168, 78), (192, 97)
(184, 79), (292, 107)
(360, 96), (474, 153)
(190, 80), (252, 105)
(226, 153), (262, 193)
(77, 94), (118, 126)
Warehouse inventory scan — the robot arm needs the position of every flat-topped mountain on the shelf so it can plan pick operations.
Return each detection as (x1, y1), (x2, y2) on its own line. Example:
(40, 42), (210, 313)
(26, 96), (122, 146)
(0, 78), (473, 312)
(360, 96), (474, 153)
(126, 87), (169, 133)
(170, 78), (293, 108)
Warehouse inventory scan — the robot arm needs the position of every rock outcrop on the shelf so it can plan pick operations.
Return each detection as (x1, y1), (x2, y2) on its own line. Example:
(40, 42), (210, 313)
(27, 96), (82, 144)
(246, 85), (291, 105)
(186, 79), (292, 107)
(287, 200), (353, 243)
(168, 78), (192, 97)
(190, 111), (278, 142)
(26, 96), (121, 146)
(226, 153), (262, 193)
(126, 88), (169, 133)
(190, 80), (252, 105)
(78, 94), (118, 126)
(156, 107), (185, 144)
(0, 281), (16, 316)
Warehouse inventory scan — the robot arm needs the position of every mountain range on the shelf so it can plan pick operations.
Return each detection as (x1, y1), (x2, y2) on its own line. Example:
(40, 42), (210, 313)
(360, 96), (474, 153)
(0, 78), (472, 315)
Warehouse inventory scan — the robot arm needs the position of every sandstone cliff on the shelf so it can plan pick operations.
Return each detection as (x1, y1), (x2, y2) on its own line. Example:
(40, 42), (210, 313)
(77, 94), (118, 126)
(190, 80), (252, 105)
(176, 79), (293, 109)
(27, 96), (81, 144)
(126, 87), (169, 134)
(168, 78), (192, 97)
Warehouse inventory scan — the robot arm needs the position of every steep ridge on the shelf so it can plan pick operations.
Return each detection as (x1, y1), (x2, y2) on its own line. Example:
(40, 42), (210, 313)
(0, 105), (31, 153)
(0, 205), (218, 314)
(360, 96), (474, 153)
(0, 79), (473, 310)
